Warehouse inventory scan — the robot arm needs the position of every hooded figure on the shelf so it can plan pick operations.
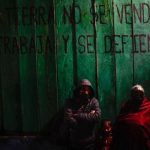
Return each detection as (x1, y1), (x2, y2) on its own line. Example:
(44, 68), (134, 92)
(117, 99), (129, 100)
(64, 79), (101, 150)
(111, 85), (150, 150)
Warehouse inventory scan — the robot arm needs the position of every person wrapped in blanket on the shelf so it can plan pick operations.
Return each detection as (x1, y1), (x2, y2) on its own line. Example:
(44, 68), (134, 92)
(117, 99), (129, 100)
(111, 84), (150, 150)
(63, 79), (101, 150)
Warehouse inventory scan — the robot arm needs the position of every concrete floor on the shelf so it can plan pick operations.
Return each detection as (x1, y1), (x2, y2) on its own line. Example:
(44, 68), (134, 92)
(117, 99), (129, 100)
(0, 137), (64, 150)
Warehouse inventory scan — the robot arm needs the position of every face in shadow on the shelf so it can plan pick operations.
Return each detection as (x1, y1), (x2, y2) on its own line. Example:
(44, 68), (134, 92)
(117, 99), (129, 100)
(74, 85), (93, 105)
(130, 89), (144, 110)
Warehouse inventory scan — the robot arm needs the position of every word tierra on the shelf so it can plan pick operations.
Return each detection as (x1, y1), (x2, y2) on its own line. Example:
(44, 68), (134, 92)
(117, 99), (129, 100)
(5, 6), (54, 26)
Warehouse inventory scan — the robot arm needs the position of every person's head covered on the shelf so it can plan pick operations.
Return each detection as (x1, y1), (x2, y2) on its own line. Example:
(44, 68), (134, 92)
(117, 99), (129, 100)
(73, 79), (94, 102)
(130, 84), (145, 103)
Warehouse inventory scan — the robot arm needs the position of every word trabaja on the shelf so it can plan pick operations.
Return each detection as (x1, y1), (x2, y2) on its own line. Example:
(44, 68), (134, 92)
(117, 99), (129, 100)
(0, 36), (51, 54)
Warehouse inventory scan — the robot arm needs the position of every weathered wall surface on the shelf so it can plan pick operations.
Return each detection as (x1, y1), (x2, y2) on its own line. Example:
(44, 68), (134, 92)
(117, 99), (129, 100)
(0, 0), (150, 133)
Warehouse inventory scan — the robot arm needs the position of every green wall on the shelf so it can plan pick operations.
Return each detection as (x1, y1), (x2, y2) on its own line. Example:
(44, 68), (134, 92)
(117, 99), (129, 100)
(0, 0), (150, 133)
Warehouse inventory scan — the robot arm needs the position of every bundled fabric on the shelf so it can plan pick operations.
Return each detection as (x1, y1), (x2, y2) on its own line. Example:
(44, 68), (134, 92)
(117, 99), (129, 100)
(111, 98), (150, 150)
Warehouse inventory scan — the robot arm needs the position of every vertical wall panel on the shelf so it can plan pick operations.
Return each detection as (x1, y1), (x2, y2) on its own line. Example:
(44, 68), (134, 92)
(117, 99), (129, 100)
(47, 0), (58, 121)
(133, 0), (150, 98)
(34, 0), (49, 130)
(96, 0), (116, 121)
(55, 0), (74, 108)
(0, 0), (22, 132)
(35, 0), (57, 130)
(114, 0), (133, 113)
(75, 0), (96, 91)
(18, 0), (39, 132)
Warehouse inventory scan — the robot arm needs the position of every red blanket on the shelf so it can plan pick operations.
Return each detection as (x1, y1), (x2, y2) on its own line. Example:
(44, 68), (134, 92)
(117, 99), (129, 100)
(112, 98), (150, 150)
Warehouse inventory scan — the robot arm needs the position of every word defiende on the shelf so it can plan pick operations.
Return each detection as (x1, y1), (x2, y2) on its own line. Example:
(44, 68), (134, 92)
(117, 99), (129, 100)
(63, 3), (150, 24)
(105, 34), (150, 53)
(62, 34), (150, 54)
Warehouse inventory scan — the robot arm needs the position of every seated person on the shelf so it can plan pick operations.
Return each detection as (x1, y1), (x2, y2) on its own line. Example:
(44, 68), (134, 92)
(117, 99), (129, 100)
(111, 85), (150, 150)
(63, 79), (101, 150)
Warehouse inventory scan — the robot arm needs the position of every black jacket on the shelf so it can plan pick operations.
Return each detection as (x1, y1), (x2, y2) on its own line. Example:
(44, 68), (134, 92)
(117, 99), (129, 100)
(63, 97), (101, 148)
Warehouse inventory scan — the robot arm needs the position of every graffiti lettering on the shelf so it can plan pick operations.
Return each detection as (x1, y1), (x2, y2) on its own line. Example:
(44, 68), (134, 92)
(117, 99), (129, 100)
(0, 36), (50, 54)
(62, 5), (82, 24)
(90, 4), (108, 24)
(104, 34), (150, 53)
(62, 34), (95, 54)
(78, 34), (95, 53)
(62, 35), (70, 53)
(115, 3), (150, 24)
(5, 6), (53, 26)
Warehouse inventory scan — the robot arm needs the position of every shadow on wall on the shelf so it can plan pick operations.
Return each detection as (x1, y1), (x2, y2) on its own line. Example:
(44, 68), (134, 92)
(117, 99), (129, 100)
(39, 108), (66, 143)
(0, 109), (113, 150)
(0, 109), (65, 150)
(29, 108), (66, 150)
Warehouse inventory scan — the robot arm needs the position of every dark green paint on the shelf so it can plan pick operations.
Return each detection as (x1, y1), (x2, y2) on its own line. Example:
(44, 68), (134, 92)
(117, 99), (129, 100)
(96, 0), (116, 120)
(18, 0), (40, 132)
(56, 0), (74, 108)
(0, 0), (149, 132)
(76, 0), (97, 92)
(0, 0), (22, 132)
(114, 0), (133, 114)
(133, 0), (150, 98)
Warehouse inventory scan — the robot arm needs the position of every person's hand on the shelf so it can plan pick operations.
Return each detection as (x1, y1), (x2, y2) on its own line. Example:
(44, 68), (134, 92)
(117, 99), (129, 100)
(69, 117), (77, 128)
(72, 113), (78, 118)
(73, 110), (96, 119)
(90, 110), (95, 114)
(65, 109), (73, 116)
